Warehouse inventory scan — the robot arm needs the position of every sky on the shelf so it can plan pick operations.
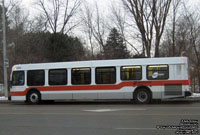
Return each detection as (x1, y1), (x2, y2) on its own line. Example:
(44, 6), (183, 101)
(19, 0), (112, 20)
(20, 0), (200, 19)
(21, 0), (109, 11)
(21, 0), (200, 8)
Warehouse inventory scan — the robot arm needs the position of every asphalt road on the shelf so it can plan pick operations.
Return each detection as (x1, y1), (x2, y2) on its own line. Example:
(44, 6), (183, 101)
(0, 100), (199, 135)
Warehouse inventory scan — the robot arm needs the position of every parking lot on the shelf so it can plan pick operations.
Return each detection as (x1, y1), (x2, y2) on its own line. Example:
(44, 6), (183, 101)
(0, 100), (199, 135)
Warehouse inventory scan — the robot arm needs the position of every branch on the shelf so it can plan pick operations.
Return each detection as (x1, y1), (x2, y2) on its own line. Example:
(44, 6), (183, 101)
(38, 0), (55, 33)
(61, 0), (81, 33)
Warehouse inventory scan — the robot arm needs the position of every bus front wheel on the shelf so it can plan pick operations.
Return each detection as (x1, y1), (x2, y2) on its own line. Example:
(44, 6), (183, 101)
(134, 89), (151, 104)
(27, 90), (41, 104)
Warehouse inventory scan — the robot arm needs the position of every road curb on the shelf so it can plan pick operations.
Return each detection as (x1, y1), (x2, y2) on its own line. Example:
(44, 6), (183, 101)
(0, 100), (10, 103)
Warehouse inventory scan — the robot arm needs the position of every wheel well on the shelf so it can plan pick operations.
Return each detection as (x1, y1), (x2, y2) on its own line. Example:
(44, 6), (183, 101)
(26, 88), (41, 100)
(133, 86), (152, 99)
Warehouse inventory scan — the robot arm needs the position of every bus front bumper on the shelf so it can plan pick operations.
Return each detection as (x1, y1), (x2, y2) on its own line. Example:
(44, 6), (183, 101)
(11, 96), (26, 102)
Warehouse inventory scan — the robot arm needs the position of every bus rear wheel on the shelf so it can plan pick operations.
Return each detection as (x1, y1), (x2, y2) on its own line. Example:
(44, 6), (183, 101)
(134, 89), (151, 104)
(27, 90), (41, 104)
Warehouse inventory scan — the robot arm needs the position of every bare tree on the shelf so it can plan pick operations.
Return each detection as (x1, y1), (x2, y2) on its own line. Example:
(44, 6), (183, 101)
(185, 11), (200, 92)
(8, 4), (30, 31)
(81, 2), (95, 59)
(161, 0), (182, 57)
(81, 2), (107, 57)
(161, 4), (200, 92)
(109, 4), (140, 55)
(36, 0), (82, 34)
(5, 0), (21, 16)
(171, 0), (182, 56)
(122, 0), (172, 57)
(153, 0), (172, 57)
(92, 3), (107, 53)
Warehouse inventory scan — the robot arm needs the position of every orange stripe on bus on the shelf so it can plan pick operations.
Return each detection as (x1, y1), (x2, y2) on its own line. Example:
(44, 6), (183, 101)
(10, 80), (189, 96)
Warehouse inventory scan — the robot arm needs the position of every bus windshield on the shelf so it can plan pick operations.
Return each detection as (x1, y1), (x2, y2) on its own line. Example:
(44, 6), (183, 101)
(12, 71), (25, 86)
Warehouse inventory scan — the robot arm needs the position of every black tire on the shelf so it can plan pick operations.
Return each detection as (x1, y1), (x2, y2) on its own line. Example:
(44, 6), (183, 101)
(27, 90), (41, 104)
(134, 89), (151, 104)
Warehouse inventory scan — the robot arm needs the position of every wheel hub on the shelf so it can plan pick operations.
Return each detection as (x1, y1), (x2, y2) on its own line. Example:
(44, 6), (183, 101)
(137, 91), (148, 103)
(30, 93), (39, 103)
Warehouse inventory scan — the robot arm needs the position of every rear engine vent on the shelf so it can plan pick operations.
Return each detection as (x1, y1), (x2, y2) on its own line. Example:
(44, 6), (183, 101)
(164, 85), (182, 96)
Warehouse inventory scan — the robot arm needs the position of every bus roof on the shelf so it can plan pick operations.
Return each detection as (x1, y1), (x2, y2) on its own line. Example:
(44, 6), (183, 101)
(12, 57), (188, 71)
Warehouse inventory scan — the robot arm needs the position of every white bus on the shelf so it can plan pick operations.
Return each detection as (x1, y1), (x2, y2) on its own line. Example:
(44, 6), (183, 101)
(10, 57), (191, 104)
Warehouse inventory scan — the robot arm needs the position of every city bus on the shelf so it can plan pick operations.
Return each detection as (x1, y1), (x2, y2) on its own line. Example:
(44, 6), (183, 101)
(10, 57), (191, 104)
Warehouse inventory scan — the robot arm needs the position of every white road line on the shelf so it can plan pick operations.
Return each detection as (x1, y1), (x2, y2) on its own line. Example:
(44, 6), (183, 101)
(84, 108), (146, 112)
(115, 128), (157, 130)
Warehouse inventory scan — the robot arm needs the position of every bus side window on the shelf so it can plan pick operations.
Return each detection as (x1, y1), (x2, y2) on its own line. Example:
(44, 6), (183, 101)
(96, 67), (116, 84)
(121, 66), (142, 80)
(147, 65), (169, 80)
(49, 69), (67, 85)
(71, 68), (91, 85)
(12, 71), (25, 86)
(27, 70), (45, 86)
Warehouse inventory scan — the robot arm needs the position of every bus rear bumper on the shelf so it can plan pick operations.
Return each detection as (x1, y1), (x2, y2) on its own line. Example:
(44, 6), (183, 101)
(185, 91), (192, 97)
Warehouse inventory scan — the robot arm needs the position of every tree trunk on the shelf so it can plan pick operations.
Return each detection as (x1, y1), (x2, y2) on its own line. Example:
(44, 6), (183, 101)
(146, 45), (151, 58)
(154, 38), (160, 57)
(172, 18), (176, 56)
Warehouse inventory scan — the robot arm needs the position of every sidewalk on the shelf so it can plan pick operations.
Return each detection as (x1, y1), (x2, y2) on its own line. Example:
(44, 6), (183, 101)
(189, 93), (200, 98)
(186, 93), (200, 101)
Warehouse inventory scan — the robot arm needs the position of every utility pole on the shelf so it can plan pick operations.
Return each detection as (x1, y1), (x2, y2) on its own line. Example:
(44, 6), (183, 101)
(2, 0), (8, 98)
